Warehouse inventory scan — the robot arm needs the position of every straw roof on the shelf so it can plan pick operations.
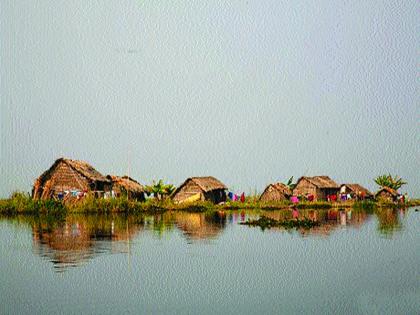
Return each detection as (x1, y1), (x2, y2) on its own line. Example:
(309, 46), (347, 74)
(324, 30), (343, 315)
(297, 176), (339, 189)
(375, 187), (399, 197)
(107, 175), (144, 193)
(37, 158), (109, 183)
(341, 183), (372, 196)
(185, 176), (227, 192)
(263, 183), (291, 195)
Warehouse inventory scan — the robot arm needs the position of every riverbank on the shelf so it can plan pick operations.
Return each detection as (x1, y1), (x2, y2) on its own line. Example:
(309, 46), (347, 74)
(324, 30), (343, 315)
(1, 192), (419, 215)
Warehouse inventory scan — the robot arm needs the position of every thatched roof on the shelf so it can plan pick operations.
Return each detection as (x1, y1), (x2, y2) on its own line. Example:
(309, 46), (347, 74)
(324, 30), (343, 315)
(37, 158), (109, 183)
(375, 187), (399, 197)
(176, 176), (227, 193)
(189, 176), (227, 192)
(263, 183), (291, 195)
(107, 175), (144, 193)
(341, 184), (372, 196)
(297, 176), (339, 189)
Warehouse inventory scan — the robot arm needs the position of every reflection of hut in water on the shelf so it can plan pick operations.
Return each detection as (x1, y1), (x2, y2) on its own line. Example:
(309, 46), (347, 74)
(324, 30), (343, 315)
(340, 184), (373, 199)
(172, 176), (227, 204)
(172, 212), (226, 241)
(32, 158), (111, 200)
(375, 187), (399, 202)
(259, 183), (291, 202)
(31, 215), (143, 271)
(293, 176), (340, 201)
(106, 175), (146, 201)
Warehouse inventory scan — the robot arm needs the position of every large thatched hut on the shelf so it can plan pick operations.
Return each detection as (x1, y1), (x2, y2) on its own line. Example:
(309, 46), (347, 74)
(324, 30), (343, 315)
(375, 187), (399, 202)
(260, 183), (291, 202)
(172, 176), (227, 204)
(106, 175), (145, 201)
(32, 158), (111, 200)
(293, 176), (340, 201)
(340, 183), (373, 199)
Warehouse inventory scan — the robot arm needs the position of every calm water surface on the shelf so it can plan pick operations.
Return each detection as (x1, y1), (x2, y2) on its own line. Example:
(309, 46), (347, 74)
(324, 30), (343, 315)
(0, 208), (419, 315)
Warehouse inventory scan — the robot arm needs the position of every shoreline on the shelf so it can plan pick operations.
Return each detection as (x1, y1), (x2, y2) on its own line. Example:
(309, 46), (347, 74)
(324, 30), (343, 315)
(1, 194), (419, 215)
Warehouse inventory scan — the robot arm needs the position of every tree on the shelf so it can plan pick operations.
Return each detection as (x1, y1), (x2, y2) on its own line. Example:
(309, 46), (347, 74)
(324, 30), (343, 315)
(374, 174), (407, 191)
(286, 176), (296, 190)
(145, 179), (175, 201)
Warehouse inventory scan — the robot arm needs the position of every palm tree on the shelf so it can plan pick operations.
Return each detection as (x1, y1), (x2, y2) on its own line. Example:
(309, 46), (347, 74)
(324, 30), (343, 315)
(374, 174), (407, 191)
(145, 180), (175, 201)
(286, 176), (296, 190)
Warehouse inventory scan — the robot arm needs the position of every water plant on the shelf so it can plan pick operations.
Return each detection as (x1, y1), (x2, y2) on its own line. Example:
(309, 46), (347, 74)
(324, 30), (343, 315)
(241, 215), (320, 231)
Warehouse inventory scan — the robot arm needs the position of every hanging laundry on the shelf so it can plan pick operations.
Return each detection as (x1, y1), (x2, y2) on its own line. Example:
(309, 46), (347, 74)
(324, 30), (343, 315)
(228, 192), (233, 200)
(240, 192), (245, 203)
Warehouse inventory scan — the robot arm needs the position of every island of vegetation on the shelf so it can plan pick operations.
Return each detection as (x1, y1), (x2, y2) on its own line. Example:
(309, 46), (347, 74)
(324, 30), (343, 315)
(0, 158), (418, 215)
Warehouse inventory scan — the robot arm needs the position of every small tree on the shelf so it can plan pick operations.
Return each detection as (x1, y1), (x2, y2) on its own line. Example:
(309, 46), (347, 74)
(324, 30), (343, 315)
(286, 176), (296, 190)
(145, 180), (175, 201)
(374, 174), (407, 191)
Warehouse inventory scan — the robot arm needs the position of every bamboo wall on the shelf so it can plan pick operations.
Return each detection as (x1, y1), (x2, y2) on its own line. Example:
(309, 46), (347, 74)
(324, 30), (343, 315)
(173, 181), (204, 202)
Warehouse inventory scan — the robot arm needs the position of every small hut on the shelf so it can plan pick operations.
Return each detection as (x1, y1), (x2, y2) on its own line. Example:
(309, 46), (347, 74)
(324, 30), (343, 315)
(340, 184), (373, 199)
(375, 187), (399, 202)
(106, 175), (145, 201)
(172, 176), (227, 204)
(260, 183), (291, 202)
(293, 176), (340, 201)
(32, 158), (111, 200)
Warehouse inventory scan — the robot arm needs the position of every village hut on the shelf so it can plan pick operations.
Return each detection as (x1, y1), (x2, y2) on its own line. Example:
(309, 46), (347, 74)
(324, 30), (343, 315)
(375, 187), (399, 202)
(106, 175), (146, 201)
(172, 176), (227, 204)
(340, 184), (373, 199)
(32, 158), (111, 200)
(259, 183), (291, 202)
(293, 176), (340, 201)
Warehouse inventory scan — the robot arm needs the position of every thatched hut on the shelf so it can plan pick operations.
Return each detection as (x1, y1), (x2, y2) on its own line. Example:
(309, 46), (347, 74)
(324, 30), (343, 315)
(172, 176), (227, 204)
(259, 183), (291, 202)
(375, 187), (399, 202)
(340, 184), (373, 199)
(32, 158), (111, 200)
(293, 176), (340, 201)
(106, 175), (145, 201)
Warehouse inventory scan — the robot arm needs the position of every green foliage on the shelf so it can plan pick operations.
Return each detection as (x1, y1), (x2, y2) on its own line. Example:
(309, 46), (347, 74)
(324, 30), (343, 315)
(145, 179), (175, 200)
(374, 174), (407, 191)
(0, 191), (65, 215)
(241, 215), (320, 231)
(286, 176), (296, 190)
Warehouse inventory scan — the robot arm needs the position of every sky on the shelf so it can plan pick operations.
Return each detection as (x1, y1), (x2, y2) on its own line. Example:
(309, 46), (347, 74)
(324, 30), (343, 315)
(1, 1), (419, 197)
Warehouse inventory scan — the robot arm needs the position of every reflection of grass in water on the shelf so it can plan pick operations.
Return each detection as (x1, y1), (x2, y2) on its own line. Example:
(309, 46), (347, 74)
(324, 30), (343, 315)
(352, 200), (376, 214)
(374, 207), (401, 236)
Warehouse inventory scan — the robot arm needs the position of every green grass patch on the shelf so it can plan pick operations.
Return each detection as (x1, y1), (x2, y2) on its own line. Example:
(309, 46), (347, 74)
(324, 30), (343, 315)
(240, 215), (320, 231)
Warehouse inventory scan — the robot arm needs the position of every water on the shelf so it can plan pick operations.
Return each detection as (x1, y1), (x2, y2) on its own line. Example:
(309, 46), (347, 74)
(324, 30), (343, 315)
(0, 208), (419, 315)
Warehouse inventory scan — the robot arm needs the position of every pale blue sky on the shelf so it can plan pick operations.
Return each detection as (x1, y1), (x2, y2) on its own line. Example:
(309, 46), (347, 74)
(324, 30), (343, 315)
(1, 1), (419, 197)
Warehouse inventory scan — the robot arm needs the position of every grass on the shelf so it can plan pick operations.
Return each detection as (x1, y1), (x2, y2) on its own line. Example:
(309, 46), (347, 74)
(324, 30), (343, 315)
(1, 192), (419, 215)
(240, 215), (320, 231)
